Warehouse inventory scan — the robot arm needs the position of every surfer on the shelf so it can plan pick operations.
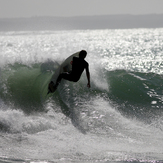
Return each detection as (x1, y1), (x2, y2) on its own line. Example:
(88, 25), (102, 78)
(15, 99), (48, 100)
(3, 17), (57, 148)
(49, 50), (90, 92)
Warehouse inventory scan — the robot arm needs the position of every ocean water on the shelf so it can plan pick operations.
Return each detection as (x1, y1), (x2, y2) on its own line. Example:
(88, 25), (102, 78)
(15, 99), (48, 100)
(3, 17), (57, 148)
(0, 28), (163, 163)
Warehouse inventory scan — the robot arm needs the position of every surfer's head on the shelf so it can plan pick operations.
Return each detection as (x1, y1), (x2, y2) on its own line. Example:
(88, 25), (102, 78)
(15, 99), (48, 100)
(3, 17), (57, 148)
(79, 50), (87, 59)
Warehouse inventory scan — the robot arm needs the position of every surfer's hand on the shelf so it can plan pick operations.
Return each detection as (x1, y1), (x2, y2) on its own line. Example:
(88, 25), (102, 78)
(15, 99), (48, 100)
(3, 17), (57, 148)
(87, 83), (91, 88)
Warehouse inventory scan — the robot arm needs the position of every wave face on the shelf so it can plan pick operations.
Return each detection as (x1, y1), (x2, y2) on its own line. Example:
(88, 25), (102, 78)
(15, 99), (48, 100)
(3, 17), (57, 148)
(0, 29), (163, 162)
(107, 70), (163, 121)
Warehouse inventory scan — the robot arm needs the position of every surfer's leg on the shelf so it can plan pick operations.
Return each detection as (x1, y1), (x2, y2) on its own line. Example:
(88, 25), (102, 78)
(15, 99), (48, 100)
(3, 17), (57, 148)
(56, 73), (64, 85)
(48, 73), (71, 94)
(56, 72), (73, 84)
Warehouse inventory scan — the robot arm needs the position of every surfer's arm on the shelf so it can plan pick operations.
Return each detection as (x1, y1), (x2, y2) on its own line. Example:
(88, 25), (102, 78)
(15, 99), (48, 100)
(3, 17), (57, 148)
(86, 66), (91, 88)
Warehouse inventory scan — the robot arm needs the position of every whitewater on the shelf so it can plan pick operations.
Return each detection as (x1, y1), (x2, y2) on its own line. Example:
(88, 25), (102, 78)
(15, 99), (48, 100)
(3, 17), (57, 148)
(0, 28), (163, 163)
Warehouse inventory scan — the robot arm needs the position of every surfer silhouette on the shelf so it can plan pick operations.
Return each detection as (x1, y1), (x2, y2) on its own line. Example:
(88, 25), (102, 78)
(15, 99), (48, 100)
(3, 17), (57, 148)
(48, 50), (90, 93)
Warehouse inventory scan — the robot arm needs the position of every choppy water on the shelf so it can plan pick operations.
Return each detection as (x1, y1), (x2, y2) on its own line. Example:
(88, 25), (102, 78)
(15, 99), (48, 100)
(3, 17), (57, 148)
(0, 29), (163, 163)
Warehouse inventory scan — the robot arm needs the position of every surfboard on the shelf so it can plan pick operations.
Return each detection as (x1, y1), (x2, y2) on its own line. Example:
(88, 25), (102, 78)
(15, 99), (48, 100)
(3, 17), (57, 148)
(47, 51), (80, 94)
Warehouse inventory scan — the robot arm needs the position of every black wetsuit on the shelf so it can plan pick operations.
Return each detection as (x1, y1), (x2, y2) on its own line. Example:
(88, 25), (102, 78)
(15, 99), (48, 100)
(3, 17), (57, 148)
(57, 57), (88, 83)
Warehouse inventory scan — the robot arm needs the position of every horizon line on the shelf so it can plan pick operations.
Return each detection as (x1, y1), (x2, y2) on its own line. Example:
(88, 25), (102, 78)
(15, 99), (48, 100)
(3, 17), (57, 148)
(0, 13), (163, 19)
